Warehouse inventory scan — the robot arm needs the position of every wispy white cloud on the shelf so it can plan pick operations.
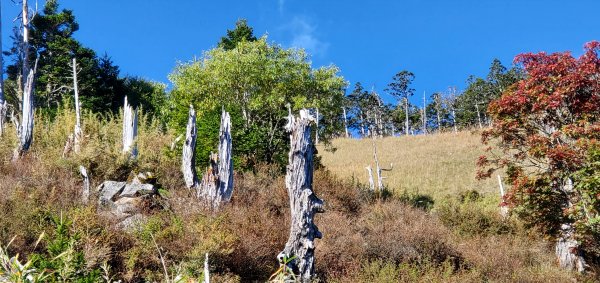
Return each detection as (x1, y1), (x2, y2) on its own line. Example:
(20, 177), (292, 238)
(285, 16), (329, 57)
(277, 0), (285, 14)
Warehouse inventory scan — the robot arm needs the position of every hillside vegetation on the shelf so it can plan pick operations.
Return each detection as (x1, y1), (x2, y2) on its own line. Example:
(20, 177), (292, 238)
(0, 111), (589, 281)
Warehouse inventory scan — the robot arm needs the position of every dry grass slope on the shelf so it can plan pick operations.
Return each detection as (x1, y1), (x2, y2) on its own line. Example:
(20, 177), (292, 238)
(319, 131), (497, 200)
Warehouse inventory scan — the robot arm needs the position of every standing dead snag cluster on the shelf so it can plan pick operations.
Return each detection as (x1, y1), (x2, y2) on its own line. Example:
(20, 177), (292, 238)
(122, 96), (138, 159)
(278, 109), (324, 282)
(181, 106), (234, 208)
(199, 109), (233, 206)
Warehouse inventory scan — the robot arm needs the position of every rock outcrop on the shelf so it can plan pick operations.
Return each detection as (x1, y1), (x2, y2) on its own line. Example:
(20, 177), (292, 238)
(97, 172), (163, 229)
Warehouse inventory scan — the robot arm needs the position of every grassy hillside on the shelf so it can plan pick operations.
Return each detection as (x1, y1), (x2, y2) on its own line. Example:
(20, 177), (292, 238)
(319, 131), (498, 200)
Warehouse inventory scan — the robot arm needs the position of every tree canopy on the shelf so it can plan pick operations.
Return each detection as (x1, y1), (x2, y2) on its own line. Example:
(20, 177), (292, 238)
(169, 37), (347, 168)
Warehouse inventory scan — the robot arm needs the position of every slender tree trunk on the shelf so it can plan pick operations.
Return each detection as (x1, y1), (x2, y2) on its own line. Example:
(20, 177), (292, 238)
(475, 102), (483, 129)
(422, 91), (427, 134)
(452, 109), (458, 133)
(359, 111), (365, 137)
(342, 107), (349, 138)
(279, 109), (324, 282)
(497, 175), (508, 219)
(13, 1), (35, 159)
(0, 1), (5, 136)
(72, 58), (82, 153)
(122, 96), (138, 158)
(372, 139), (383, 191)
(404, 97), (409, 136)
(314, 108), (319, 144)
(182, 105), (198, 189)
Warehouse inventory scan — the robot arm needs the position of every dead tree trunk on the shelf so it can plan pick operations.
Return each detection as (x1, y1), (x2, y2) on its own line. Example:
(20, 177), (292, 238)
(80, 165), (90, 204)
(422, 91), (427, 134)
(13, 1), (36, 159)
(475, 102), (483, 129)
(452, 109), (458, 133)
(122, 96), (138, 158)
(555, 178), (587, 272)
(0, 1), (5, 136)
(14, 68), (35, 159)
(203, 253), (210, 283)
(279, 109), (324, 282)
(365, 165), (374, 191)
(404, 97), (409, 136)
(72, 58), (82, 153)
(182, 105), (198, 189)
(199, 109), (233, 207)
(342, 107), (349, 138)
(315, 108), (319, 144)
(497, 175), (508, 219)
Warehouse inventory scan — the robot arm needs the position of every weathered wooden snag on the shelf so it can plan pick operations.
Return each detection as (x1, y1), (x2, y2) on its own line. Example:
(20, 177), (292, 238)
(198, 109), (233, 207)
(122, 96), (138, 158)
(182, 105), (198, 189)
(279, 109), (324, 282)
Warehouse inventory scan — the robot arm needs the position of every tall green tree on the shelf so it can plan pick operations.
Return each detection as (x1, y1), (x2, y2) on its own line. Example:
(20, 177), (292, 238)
(168, 37), (346, 169)
(385, 70), (415, 135)
(218, 19), (257, 50)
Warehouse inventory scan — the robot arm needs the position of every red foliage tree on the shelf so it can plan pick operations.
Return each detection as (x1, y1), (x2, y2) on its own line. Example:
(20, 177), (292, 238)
(480, 42), (600, 272)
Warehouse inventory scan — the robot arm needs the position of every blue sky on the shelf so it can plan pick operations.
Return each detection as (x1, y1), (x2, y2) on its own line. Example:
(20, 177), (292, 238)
(2, 0), (599, 105)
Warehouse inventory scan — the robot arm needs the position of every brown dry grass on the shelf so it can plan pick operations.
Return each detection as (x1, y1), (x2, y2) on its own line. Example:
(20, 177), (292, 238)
(318, 131), (498, 200)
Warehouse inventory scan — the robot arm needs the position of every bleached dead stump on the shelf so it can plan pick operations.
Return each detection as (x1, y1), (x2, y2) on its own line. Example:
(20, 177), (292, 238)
(365, 166), (375, 191)
(555, 178), (587, 272)
(122, 96), (138, 158)
(204, 253), (210, 283)
(278, 109), (324, 282)
(14, 69), (36, 159)
(80, 166), (90, 204)
(497, 175), (509, 219)
(198, 109), (233, 207)
(217, 110), (233, 201)
(182, 105), (198, 189)
(342, 107), (349, 138)
(0, 101), (6, 136)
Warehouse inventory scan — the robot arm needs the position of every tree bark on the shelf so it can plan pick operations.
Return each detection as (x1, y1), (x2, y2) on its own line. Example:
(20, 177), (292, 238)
(182, 105), (198, 189)
(555, 178), (587, 272)
(122, 96), (138, 158)
(279, 109), (324, 282)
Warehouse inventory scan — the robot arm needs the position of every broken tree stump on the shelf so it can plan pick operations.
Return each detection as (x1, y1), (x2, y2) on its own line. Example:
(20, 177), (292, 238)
(122, 96), (138, 158)
(198, 109), (233, 208)
(80, 165), (90, 204)
(278, 109), (324, 282)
